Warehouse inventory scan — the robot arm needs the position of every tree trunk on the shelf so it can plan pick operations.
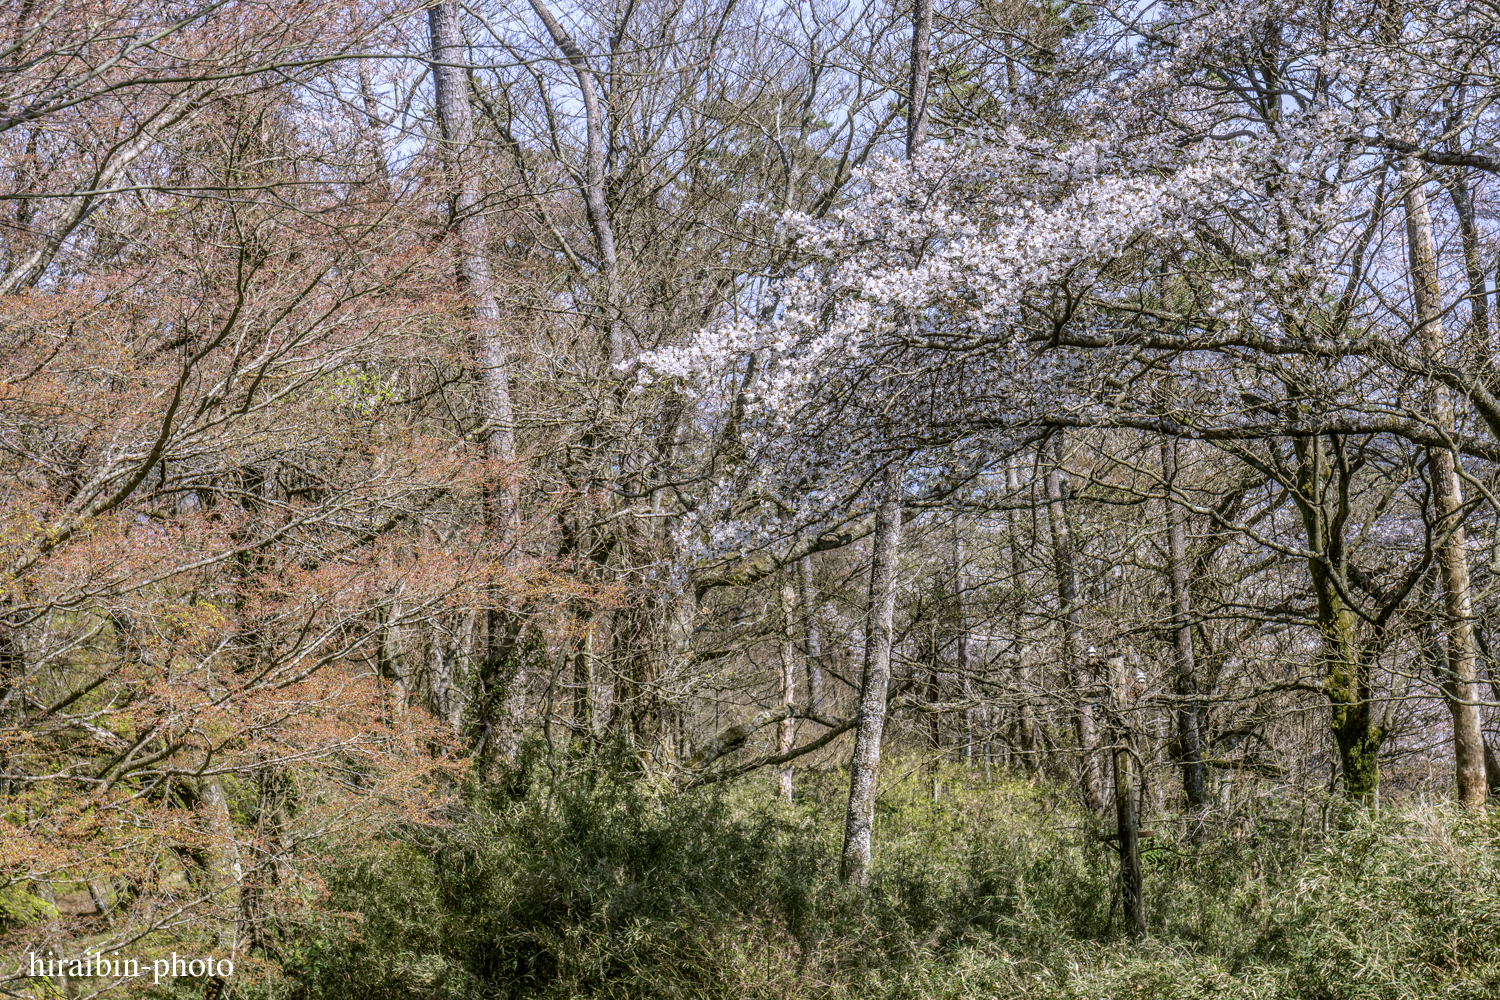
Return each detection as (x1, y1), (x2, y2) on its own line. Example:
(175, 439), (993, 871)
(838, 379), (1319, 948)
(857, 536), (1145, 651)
(906, 0), (932, 158)
(1006, 456), (1037, 770)
(239, 761), (293, 957)
(1107, 651), (1145, 937)
(1161, 436), (1205, 809)
(193, 778), (243, 952)
(1442, 162), (1489, 366)
(1045, 434), (1105, 811)
(952, 526), (976, 764)
(839, 0), (927, 885)
(429, 2), (517, 499)
(797, 556), (825, 714)
(1485, 737), (1500, 799)
(572, 606), (594, 738)
(778, 582), (798, 802)
(1293, 435), (1383, 805)
(839, 462), (903, 887)
(608, 603), (665, 762)
(926, 626), (942, 799)
(1404, 161), (1489, 805)
(1113, 746), (1144, 937)
(430, 2), (522, 755)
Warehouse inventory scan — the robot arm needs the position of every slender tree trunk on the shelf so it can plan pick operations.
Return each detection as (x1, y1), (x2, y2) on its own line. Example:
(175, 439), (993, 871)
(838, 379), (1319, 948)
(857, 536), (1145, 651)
(839, 0), (927, 885)
(429, 2), (517, 500)
(1404, 161), (1489, 805)
(239, 760), (292, 956)
(778, 582), (798, 802)
(797, 556), (825, 714)
(906, 0), (932, 158)
(1045, 434), (1105, 811)
(376, 598), (410, 716)
(492, 623), (533, 763)
(926, 627), (942, 799)
(952, 526), (976, 764)
(1485, 738), (1500, 799)
(572, 607), (594, 738)
(194, 777), (243, 952)
(1107, 651), (1145, 937)
(906, 0), (932, 154)
(839, 462), (903, 887)
(429, 626), (463, 733)
(1113, 747), (1144, 936)
(1161, 436), (1205, 809)
(608, 603), (667, 763)
(1005, 456), (1037, 770)
(1442, 162), (1489, 366)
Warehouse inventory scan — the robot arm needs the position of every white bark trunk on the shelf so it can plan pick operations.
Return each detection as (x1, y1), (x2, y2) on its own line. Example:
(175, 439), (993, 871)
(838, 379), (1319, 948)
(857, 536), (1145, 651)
(839, 462), (903, 886)
(778, 582), (797, 802)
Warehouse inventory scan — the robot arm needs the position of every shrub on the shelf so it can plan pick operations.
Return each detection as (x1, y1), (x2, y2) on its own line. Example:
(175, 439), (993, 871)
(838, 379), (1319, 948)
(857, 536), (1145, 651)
(254, 752), (1500, 1000)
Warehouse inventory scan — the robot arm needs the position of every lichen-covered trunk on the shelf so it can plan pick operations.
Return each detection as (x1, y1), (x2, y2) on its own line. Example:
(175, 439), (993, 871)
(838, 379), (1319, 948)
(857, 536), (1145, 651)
(840, 463), (903, 887)
(239, 761), (293, 957)
(778, 583), (798, 802)
(1295, 436), (1383, 805)
(191, 777), (243, 952)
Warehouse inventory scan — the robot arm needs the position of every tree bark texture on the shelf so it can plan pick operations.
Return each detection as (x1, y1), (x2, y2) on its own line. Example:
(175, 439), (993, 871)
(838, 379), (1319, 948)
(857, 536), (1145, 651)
(429, 2), (518, 487)
(906, 0), (932, 158)
(778, 582), (798, 802)
(1107, 651), (1145, 937)
(1006, 455), (1036, 769)
(1294, 435), (1383, 805)
(1403, 161), (1489, 805)
(1046, 434), (1105, 812)
(839, 463), (903, 887)
(838, 0), (928, 885)
(952, 526), (976, 763)
(1161, 436), (1205, 809)
(798, 556), (826, 714)
(1113, 746), (1144, 937)
(430, 2), (523, 757)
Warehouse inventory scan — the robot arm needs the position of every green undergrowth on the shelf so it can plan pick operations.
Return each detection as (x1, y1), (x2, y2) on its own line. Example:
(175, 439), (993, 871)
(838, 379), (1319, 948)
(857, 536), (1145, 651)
(227, 749), (1500, 1000)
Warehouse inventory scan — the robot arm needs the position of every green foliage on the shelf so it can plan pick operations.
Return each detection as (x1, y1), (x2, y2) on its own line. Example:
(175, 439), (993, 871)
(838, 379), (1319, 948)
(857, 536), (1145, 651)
(1269, 809), (1500, 999)
(254, 754), (1500, 1000)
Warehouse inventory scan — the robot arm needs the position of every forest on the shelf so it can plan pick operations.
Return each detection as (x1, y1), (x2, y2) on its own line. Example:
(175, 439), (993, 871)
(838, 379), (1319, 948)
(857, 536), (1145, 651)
(2, 0), (1500, 997)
